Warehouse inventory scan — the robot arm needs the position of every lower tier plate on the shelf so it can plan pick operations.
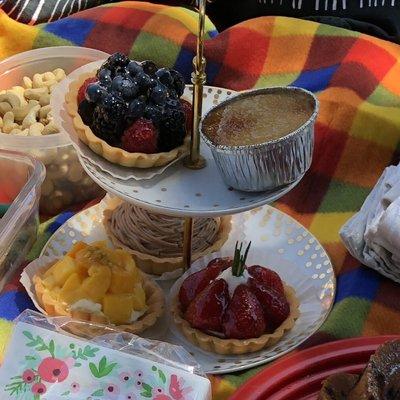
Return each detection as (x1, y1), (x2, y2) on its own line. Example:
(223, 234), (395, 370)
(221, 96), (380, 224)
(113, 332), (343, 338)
(40, 199), (335, 374)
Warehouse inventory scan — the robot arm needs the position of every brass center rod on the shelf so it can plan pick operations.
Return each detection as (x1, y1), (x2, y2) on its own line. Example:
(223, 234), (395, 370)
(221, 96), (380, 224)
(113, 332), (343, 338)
(182, 217), (194, 271)
(184, 0), (207, 170)
(182, 0), (208, 271)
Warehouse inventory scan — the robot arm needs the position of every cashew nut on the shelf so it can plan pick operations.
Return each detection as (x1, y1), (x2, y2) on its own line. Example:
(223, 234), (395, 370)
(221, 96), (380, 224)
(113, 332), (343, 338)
(53, 68), (66, 81)
(39, 93), (50, 106)
(48, 82), (58, 93)
(0, 68), (66, 136)
(15, 128), (29, 136)
(0, 89), (27, 108)
(23, 76), (33, 89)
(0, 102), (12, 115)
(42, 121), (59, 135)
(22, 104), (40, 129)
(24, 87), (48, 101)
(32, 73), (44, 88)
(3, 111), (19, 133)
(29, 122), (45, 136)
(39, 105), (51, 119)
(13, 100), (40, 121)
(43, 72), (55, 81)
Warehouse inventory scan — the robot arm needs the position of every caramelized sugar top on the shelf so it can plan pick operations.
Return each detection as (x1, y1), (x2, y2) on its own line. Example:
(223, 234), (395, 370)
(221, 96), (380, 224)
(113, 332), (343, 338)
(203, 90), (315, 146)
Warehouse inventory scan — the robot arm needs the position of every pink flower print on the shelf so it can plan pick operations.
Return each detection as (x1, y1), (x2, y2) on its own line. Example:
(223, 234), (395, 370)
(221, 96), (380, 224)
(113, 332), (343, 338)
(38, 357), (69, 383)
(134, 370), (144, 379)
(71, 382), (80, 393)
(153, 387), (165, 396)
(119, 371), (132, 383)
(22, 369), (35, 384)
(32, 382), (47, 395)
(169, 375), (192, 400)
(105, 383), (120, 398)
(154, 395), (172, 400)
(65, 357), (75, 368)
(134, 379), (143, 389)
(126, 394), (137, 400)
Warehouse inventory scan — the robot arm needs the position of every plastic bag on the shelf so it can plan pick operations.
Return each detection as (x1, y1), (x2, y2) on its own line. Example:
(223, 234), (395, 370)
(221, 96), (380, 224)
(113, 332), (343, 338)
(0, 309), (211, 400)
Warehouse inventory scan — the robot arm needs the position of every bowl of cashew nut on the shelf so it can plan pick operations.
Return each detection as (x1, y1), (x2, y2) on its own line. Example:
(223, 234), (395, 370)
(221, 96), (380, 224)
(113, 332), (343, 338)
(0, 47), (109, 215)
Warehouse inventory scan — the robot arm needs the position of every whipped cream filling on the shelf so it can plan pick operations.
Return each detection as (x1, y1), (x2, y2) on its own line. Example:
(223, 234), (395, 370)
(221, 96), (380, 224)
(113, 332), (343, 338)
(70, 299), (146, 324)
(129, 308), (147, 323)
(217, 268), (250, 298)
(70, 299), (102, 314)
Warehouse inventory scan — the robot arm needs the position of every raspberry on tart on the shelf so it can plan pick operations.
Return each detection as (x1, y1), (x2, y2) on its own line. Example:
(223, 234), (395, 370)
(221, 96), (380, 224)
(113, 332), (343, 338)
(77, 77), (98, 104)
(122, 118), (158, 154)
(172, 243), (300, 355)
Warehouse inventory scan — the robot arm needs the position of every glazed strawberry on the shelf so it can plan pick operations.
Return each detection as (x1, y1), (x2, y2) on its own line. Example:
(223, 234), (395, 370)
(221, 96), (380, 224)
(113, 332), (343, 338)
(121, 118), (158, 153)
(248, 265), (284, 295)
(222, 284), (266, 340)
(179, 257), (231, 310)
(77, 77), (98, 103)
(180, 99), (193, 133)
(184, 279), (229, 333)
(249, 280), (290, 332)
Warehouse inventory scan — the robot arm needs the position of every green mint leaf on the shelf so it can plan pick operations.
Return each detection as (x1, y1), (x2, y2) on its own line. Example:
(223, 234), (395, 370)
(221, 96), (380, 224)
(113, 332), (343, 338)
(140, 392), (152, 398)
(91, 389), (104, 396)
(61, 390), (71, 396)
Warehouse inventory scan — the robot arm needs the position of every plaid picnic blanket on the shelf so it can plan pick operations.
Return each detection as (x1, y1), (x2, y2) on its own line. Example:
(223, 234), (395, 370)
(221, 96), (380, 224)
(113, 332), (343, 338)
(1, 2), (400, 399)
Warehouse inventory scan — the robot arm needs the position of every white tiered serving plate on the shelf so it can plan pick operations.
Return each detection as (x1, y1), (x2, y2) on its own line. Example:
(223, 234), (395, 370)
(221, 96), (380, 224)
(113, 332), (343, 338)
(40, 200), (335, 374)
(52, 62), (305, 217)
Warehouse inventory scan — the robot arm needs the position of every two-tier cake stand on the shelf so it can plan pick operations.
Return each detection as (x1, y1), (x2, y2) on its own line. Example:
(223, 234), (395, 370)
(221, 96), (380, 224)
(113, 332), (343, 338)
(47, 0), (336, 373)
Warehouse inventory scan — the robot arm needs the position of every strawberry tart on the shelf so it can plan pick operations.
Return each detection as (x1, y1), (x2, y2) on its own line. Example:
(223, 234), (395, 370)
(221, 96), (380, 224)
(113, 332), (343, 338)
(171, 243), (300, 355)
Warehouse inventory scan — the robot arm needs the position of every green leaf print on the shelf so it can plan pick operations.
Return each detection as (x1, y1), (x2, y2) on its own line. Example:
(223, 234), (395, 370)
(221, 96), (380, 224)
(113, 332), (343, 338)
(71, 344), (99, 361)
(61, 390), (71, 396)
(91, 389), (104, 396)
(23, 331), (55, 357)
(5, 378), (27, 396)
(158, 369), (166, 384)
(89, 357), (117, 378)
(141, 382), (153, 398)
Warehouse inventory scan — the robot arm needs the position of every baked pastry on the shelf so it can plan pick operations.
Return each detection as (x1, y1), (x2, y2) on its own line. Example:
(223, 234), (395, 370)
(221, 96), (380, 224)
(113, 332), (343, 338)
(171, 243), (299, 354)
(104, 201), (231, 275)
(33, 241), (164, 334)
(66, 53), (191, 168)
(318, 340), (400, 399)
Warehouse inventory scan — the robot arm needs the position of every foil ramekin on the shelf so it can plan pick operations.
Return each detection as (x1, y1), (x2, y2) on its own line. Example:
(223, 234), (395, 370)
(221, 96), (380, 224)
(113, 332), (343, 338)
(200, 87), (319, 192)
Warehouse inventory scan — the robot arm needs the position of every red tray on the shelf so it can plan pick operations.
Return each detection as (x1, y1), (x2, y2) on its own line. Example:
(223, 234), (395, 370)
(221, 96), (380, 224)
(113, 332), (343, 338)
(230, 336), (399, 400)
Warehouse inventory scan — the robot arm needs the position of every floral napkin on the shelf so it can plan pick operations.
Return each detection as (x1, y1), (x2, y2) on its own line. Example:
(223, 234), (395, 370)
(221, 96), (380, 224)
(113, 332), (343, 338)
(0, 313), (211, 400)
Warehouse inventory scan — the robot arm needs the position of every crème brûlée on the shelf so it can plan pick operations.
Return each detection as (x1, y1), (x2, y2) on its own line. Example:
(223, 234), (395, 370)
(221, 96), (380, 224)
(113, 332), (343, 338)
(33, 241), (164, 332)
(202, 90), (315, 147)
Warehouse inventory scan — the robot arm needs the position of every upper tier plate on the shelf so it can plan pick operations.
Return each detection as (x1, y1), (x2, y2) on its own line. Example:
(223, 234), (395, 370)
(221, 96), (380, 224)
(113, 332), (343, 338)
(53, 60), (306, 216)
(80, 141), (303, 217)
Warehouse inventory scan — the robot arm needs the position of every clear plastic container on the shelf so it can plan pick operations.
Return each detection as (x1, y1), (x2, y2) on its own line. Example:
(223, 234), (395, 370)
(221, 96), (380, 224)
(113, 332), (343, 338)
(0, 47), (109, 214)
(0, 149), (45, 289)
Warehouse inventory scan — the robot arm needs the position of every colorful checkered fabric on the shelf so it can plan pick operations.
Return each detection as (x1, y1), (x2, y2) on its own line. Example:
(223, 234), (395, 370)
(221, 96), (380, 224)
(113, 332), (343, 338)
(1, 2), (400, 399)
